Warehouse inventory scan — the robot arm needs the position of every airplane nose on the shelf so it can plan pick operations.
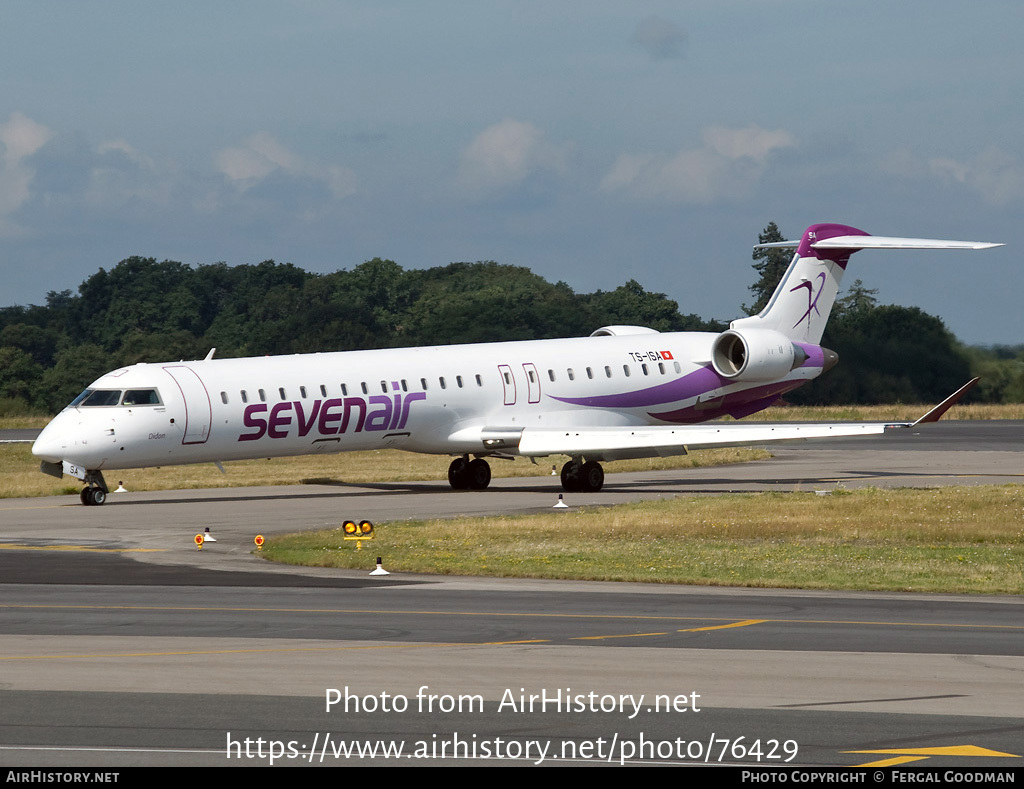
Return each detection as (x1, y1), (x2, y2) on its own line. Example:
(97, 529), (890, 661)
(32, 425), (66, 464)
(32, 431), (65, 462)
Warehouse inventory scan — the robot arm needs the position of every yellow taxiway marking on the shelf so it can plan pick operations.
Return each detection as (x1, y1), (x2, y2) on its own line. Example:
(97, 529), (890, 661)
(858, 756), (929, 767)
(574, 619), (765, 641)
(848, 745), (1020, 767)
(0, 605), (1020, 633)
(678, 619), (766, 632)
(0, 543), (165, 553)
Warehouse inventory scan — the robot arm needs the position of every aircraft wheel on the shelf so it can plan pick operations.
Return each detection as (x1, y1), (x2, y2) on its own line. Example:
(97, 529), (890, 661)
(466, 458), (491, 490)
(579, 461), (604, 492)
(448, 457), (470, 489)
(91, 487), (107, 506)
(560, 461), (581, 492)
(81, 487), (92, 506)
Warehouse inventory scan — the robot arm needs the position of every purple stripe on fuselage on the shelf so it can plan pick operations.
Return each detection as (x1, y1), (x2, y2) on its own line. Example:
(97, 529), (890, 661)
(647, 380), (804, 424)
(550, 365), (729, 409)
(551, 347), (825, 411)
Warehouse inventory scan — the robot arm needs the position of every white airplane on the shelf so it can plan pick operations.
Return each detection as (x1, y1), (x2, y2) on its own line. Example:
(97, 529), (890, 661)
(31, 222), (1000, 505)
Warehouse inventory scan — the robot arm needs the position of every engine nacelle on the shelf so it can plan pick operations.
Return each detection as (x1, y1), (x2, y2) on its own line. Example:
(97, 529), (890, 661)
(711, 328), (808, 382)
(589, 325), (660, 337)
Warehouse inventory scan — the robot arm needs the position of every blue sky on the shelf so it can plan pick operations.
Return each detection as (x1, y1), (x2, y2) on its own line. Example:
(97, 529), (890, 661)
(1, 1), (1019, 343)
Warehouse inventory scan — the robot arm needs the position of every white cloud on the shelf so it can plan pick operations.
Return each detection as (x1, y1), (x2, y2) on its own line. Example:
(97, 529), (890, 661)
(880, 147), (1024, 206)
(600, 125), (796, 204)
(631, 16), (687, 62)
(929, 148), (1023, 206)
(457, 119), (570, 197)
(0, 112), (55, 231)
(216, 132), (356, 199)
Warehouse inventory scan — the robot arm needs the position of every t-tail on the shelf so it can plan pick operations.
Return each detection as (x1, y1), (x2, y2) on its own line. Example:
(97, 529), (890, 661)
(730, 222), (1002, 345)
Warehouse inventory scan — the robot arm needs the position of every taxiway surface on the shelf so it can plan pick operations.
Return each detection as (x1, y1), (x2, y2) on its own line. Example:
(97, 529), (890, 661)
(1, 422), (1022, 767)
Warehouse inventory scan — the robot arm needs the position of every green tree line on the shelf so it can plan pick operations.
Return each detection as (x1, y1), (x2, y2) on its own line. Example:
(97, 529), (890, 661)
(0, 257), (721, 413)
(0, 229), (1016, 414)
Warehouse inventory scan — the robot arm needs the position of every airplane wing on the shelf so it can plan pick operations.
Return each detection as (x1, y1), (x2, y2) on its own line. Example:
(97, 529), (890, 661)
(512, 378), (978, 462)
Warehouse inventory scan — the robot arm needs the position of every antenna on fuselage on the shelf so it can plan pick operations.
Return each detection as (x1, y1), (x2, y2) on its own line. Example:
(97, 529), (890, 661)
(204, 348), (216, 361)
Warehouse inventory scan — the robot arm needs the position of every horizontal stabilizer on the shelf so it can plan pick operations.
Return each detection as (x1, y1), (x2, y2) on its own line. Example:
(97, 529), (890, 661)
(813, 236), (1003, 251)
(754, 236), (1003, 251)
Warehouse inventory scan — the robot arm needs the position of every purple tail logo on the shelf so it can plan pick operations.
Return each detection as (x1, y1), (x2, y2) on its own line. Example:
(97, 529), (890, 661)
(790, 272), (827, 328)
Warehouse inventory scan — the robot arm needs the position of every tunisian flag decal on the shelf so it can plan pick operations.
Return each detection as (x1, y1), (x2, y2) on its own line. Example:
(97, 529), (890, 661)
(662, 350), (674, 360)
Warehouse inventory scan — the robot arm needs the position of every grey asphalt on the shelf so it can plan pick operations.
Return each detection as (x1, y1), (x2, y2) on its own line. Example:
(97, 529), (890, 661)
(0, 421), (1022, 767)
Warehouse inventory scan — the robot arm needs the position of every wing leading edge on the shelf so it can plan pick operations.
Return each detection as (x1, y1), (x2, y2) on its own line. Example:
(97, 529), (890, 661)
(510, 378), (979, 463)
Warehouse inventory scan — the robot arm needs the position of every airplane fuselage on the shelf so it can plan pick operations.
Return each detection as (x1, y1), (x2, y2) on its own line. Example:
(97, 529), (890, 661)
(32, 330), (826, 474)
(32, 221), (999, 505)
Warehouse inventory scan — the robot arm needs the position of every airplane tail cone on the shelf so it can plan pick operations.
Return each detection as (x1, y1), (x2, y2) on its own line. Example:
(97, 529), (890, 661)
(553, 494), (569, 509)
(203, 527), (216, 543)
(369, 556), (390, 576)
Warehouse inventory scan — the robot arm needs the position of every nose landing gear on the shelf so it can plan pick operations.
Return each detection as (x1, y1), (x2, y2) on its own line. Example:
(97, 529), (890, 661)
(79, 471), (109, 506)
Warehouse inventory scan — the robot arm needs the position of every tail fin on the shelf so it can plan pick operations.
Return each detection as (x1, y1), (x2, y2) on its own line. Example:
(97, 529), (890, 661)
(730, 223), (1002, 345)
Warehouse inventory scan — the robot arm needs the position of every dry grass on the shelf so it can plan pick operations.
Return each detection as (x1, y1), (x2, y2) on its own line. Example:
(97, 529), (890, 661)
(0, 443), (768, 499)
(747, 402), (1024, 421)
(263, 486), (1024, 594)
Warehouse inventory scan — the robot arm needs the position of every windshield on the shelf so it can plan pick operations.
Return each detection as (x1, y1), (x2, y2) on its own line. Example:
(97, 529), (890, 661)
(122, 389), (161, 406)
(79, 390), (122, 407)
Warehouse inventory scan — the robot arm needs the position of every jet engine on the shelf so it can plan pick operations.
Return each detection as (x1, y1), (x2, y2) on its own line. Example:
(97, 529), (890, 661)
(711, 328), (809, 382)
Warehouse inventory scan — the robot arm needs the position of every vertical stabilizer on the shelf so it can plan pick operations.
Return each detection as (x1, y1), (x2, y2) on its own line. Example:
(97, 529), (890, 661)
(731, 223), (868, 345)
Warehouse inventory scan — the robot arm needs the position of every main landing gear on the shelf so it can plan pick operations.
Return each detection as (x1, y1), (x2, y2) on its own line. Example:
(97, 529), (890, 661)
(448, 456), (492, 490)
(560, 459), (604, 493)
(79, 471), (109, 506)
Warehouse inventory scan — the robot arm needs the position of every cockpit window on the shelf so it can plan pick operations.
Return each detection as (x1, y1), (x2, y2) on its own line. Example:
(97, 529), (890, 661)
(80, 390), (122, 407)
(122, 389), (161, 406)
(69, 389), (92, 407)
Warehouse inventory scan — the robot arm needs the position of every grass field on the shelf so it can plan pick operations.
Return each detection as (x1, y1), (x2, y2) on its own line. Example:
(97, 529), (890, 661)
(261, 486), (1024, 594)
(0, 443), (768, 499)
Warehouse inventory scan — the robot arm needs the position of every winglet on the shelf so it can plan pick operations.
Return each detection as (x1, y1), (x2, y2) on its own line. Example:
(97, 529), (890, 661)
(909, 378), (979, 426)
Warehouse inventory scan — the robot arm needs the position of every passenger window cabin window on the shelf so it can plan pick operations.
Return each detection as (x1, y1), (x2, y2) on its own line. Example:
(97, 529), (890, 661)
(380, 381), (388, 393)
(586, 367), (593, 379)
(439, 377), (447, 389)
(401, 379), (408, 392)
(658, 363), (665, 375)
(279, 387), (287, 400)
(361, 382), (368, 395)
(605, 366), (612, 378)
(567, 368), (575, 381)
(475, 374), (482, 386)
(320, 385), (327, 397)
(421, 378), (428, 390)
(456, 375), (464, 388)
(259, 389), (267, 402)
(548, 369), (556, 382)
(642, 364), (649, 375)
(623, 365), (631, 377)
(504, 372), (512, 385)
(221, 392), (228, 405)
(674, 361), (681, 374)
(300, 386), (307, 398)
(528, 370), (536, 383)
